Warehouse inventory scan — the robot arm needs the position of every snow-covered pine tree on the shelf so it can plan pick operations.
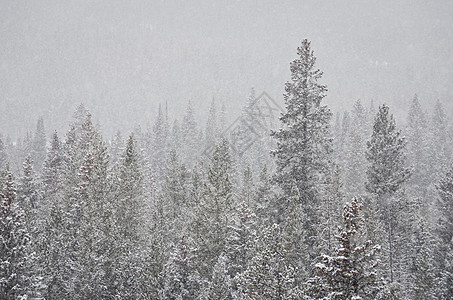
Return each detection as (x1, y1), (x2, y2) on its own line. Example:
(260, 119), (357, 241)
(162, 149), (189, 243)
(236, 223), (301, 299)
(225, 201), (257, 281)
(205, 97), (219, 149)
(281, 182), (309, 282)
(0, 171), (31, 299)
(405, 95), (430, 190)
(429, 100), (450, 182)
(110, 130), (124, 166)
(219, 102), (227, 134)
(192, 138), (234, 279)
(271, 40), (332, 256)
(308, 197), (381, 299)
(365, 104), (412, 288)
(151, 103), (169, 182)
(343, 100), (369, 198)
(253, 164), (276, 227)
(31, 117), (46, 173)
(366, 104), (411, 197)
(436, 163), (453, 298)
(0, 136), (8, 170)
(110, 133), (148, 298)
(160, 235), (201, 300)
(409, 211), (437, 300)
(41, 132), (64, 204)
(17, 155), (40, 213)
(76, 135), (111, 299)
(207, 255), (234, 300)
(181, 101), (200, 166)
(170, 119), (182, 152)
(240, 165), (254, 208)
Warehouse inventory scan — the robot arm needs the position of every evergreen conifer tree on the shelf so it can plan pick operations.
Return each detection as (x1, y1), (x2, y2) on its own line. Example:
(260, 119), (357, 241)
(160, 236), (201, 300)
(32, 117), (46, 172)
(0, 171), (31, 299)
(271, 39), (332, 259)
(436, 163), (453, 298)
(236, 223), (301, 299)
(308, 197), (381, 299)
(365, 104), (411, 287)
(192, 138), (234, 279)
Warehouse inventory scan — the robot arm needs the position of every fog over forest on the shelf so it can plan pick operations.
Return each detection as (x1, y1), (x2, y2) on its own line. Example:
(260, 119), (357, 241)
(1, 1), (453, 299)
(1, 0), (452, 138)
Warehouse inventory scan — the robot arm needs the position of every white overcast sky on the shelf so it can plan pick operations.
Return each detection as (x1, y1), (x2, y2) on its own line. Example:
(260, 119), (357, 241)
(1, 0), (452, 138)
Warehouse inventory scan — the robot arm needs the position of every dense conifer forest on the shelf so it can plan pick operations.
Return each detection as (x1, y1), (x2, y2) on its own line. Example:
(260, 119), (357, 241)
(1, 40), (452, 299)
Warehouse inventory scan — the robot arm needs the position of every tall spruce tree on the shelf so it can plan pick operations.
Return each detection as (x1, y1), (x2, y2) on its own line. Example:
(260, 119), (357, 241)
(110, 133), (148, 298)
(308, 197), (381, 299)
(236, 223), (301, 299)
(160, 236), (201, 300)
(366, 104), (411, 196)
(271, 39), (332, 260)
(0, 137), (8, 170)
(32, 117), (47, 172)
(343, 100), (369, 198)
(365, 104), (411, 288)
(405, 95), (429, 189)
(429, 100), (449, 181)
(192, 138), (234, 279)
(272, 39), (332, 200)
(181, 101), (200, 166)
(281, 182), (309, 282)
(436, 163), (453, 298)
(0, 171), (31, 299)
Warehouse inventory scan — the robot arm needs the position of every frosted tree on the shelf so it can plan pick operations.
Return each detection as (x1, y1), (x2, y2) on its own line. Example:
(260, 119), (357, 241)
(219, 102), (227, 134)
(170, 119), (182, 151)
(32, 117), (47, 172)
(232, 88), (274, 177)
(436, 163), (453, 298)
(236, 223), (301, 299)
(0, 137), (8, 170)
(192, 138), (234, 279)
(343, 100), (369, 197)
(17, 155), (40, 213)
(365, 104), (411, 286)
(0, 171), (31, 299)
(281, 182), (309, 282)
(181, 101), (200, 166)
(240, 165), (254, 207)
(41, 132), (64, 201)
(150, 103), (169, 182)
(409, 213), (437, 299)
(429, 100), (450, 181)
(271, 39), (332, 258)
(109, 134), (148, 298)
(160, 235), (201, 300)
(253, 164), (276, 227)
(225, 202), (257, 280)
(16, 155), (42, 296)
(205, 98), (219, 149)
(76, 136), (111, 299)
(206, 255), (234, 300)
(308, 197), (381, 300)
(110, 130), (124, 166)
(366, 104), (411, 196)
(405, 95), (429, 189)
(162, 149), (190, 243)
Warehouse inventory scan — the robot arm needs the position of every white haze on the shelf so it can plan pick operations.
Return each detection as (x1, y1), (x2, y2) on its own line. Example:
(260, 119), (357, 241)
(0, 0), (452, 138)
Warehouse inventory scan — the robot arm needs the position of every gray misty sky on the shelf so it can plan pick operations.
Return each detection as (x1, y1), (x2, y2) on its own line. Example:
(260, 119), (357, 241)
(1, 0), (452, 138)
